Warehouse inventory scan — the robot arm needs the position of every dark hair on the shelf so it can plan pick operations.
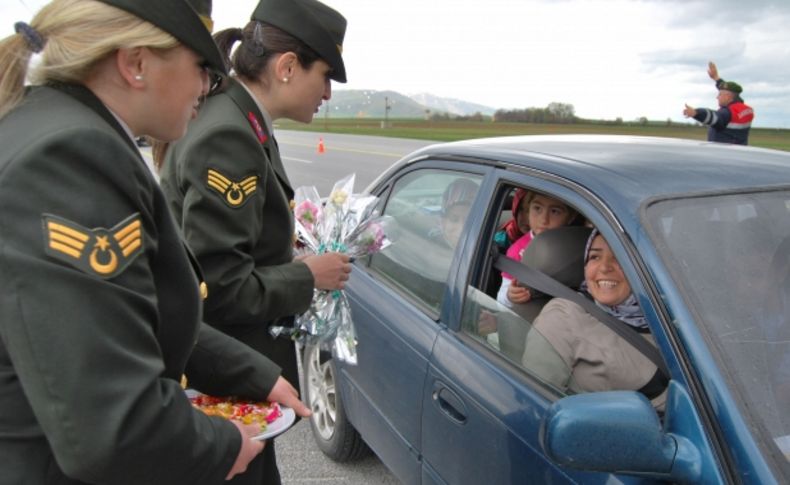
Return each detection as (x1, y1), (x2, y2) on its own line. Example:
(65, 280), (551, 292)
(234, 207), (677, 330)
(214, 21), (322, 83)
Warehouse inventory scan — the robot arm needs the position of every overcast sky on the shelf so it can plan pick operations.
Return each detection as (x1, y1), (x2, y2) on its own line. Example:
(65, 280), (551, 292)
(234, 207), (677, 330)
(4, 0), (790, 127)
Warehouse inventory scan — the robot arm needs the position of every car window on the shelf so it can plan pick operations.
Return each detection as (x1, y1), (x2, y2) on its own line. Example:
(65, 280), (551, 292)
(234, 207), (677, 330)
(646, 189), (790, 465)
(369, 169), (482, 315)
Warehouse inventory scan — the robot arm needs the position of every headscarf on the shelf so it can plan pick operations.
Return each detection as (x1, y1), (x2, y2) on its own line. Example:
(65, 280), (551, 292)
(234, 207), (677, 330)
(500, 188), (529, 243)
(583, 228), (648, 329)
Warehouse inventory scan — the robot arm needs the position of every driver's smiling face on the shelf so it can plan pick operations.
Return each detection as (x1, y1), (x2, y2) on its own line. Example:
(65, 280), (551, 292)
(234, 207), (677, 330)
(585, 235), (631, 306)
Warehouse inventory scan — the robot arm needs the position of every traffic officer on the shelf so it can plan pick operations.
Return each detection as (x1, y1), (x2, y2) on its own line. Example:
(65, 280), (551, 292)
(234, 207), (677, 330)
(159, 0), (352, 483)
(683, 61), (755, 145)
(0, 1), (308, 483)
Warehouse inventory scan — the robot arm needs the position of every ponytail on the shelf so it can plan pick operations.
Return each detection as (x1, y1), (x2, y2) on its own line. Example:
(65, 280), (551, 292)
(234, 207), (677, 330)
(0, 31), (37, 119)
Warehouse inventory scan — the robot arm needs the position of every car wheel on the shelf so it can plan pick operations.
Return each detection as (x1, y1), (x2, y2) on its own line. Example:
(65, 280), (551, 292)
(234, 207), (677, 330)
(303, 343), (370, 461)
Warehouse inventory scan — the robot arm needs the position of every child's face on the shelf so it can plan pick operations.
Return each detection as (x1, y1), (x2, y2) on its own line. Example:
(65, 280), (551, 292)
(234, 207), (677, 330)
(441, 203), (472, 248)
(528, 194), (574, 235)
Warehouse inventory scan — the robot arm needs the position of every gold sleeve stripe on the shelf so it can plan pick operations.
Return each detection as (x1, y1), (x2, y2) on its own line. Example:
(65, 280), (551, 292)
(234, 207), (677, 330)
(208, 169), (231, 186)
(117, 230), (141, 250)
(241, 179), (257, 193)
(48, 222), (89, 242)
(49, 231), (87, 251)
(120, 238), (142, 257)
(114, 219), (141, 240)
(49, 241), (82, 259)
(207, 179), (228, 194)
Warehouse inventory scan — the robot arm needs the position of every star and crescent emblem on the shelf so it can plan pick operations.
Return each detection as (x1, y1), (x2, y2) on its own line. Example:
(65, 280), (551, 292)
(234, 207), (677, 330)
(207, 169), (258, 208)
(43, 213), (143, 279)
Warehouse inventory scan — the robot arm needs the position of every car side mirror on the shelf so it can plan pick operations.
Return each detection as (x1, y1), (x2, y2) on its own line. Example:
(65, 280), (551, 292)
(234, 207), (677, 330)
(542, 391), (700, 482)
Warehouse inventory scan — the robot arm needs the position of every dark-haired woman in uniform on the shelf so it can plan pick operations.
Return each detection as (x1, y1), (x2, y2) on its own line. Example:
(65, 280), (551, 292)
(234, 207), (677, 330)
(0, 1), (309, 483)
(160, 1), (352, 482)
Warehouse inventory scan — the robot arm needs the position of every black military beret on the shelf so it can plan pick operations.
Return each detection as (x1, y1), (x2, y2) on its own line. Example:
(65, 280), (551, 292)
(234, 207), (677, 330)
(96, 0), (225, 74)
(252, 0), (347, 83)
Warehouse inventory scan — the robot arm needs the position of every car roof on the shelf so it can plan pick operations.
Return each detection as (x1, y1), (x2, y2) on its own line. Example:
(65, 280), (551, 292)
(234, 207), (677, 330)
(395, 135), (790, 208)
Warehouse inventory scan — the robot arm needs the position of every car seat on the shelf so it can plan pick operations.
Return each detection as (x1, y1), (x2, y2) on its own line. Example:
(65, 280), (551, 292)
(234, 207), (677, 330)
(497, 226), (593, 361)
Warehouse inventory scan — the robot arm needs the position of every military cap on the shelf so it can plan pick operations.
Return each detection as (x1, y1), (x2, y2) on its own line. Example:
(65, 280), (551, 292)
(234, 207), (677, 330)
(96, 0), (225, 74)
(719, 80), (743, 94)
(186, 0), (214, 33)
(252, 0), (347, 82)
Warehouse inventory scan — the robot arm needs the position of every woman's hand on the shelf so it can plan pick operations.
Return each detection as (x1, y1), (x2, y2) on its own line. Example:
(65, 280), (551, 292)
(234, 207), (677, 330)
(267, 376), (311, 418)
(507, 280), (532, 304)
(302, 252), (352, 290)
(225, 421), (265, 480)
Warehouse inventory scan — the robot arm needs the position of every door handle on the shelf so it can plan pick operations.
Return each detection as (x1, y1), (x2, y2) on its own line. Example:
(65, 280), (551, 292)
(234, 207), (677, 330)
(432, 383), (467, 424)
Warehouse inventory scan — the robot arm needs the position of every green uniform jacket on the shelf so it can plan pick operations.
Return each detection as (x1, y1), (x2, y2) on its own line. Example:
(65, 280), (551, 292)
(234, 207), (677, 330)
(161, 79), (314, 387)
(0, 85), (281, 485)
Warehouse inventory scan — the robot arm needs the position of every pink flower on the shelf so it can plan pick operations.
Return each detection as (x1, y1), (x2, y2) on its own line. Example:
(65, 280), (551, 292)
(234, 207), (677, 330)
(295, 200), (320, 232)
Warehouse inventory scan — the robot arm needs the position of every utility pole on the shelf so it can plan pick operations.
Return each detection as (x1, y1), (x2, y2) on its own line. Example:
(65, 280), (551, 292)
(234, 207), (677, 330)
(383, 96), (391, 129)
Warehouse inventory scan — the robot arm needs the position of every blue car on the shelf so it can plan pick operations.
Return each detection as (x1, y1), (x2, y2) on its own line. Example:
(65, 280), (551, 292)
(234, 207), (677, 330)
(300, 135), (790, 484)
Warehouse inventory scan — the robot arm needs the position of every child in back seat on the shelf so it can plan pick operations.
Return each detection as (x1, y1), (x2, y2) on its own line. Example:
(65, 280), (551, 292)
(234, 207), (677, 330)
(497, 192), (578, 307)
(494, 188), (531, 253)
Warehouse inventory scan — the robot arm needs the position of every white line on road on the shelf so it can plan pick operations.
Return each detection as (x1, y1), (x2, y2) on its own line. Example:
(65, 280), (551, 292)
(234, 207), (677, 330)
(283, 156), (314, 164)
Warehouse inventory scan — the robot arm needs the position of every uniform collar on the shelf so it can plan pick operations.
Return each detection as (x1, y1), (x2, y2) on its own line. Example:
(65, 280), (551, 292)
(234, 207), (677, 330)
(106, 108), (158, 180)
(237, 79), (274, 136)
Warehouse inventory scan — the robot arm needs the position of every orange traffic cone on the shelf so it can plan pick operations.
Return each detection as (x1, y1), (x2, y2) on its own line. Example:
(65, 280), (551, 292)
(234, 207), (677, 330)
(317, 137), (325, 154)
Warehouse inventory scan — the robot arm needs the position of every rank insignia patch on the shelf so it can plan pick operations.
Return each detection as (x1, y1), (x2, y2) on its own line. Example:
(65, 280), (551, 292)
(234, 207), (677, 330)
(42, 213), (144, 279)
(207, 169), (258, 208)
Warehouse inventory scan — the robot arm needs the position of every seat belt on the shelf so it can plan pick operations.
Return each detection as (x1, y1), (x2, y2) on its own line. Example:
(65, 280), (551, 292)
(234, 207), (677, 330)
(494, 254), (669, 377)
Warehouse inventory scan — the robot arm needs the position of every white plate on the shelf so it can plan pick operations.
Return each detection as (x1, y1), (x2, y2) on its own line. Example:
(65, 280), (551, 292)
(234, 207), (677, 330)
(252, 406), (296, 441)
(185, 389), (296, 441)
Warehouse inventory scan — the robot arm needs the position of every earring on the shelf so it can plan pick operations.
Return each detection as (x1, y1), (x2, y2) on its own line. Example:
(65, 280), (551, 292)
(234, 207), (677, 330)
(282, 77), (289, 83)
(134, 75), (144, 81)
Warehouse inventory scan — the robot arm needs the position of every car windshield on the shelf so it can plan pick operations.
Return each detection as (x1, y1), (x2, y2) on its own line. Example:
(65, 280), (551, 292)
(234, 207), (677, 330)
(646, 189), (790, 468)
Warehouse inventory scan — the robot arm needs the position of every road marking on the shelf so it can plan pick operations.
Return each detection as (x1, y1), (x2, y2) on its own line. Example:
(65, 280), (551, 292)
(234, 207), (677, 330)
(283, 156), (314, 164)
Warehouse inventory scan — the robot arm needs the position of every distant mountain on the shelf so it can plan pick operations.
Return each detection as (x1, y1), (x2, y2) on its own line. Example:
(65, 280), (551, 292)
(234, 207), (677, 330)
(318, 89), (495, 118)
(320, 90), (428, 119)
(409, 93), (496, 117)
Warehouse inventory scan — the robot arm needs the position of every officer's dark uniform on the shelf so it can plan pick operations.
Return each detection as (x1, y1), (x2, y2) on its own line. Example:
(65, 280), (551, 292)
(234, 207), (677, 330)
(0, 1), (284, 484)
(160, 1), (347, 483)
(692, 79), (755, 145)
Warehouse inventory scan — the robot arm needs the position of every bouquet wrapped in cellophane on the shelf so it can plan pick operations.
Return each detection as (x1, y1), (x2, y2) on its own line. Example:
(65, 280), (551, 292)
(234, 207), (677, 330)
(271, 174), (394, 364)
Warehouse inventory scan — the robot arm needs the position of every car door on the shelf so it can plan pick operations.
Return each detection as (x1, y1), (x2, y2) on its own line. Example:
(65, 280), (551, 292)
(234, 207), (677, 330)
(419, 170), (657, 485)
(340, 163), (488, 485)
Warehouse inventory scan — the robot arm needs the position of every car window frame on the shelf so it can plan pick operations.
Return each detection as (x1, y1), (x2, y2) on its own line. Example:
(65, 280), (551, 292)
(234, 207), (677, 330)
(442, 166), (683, 398)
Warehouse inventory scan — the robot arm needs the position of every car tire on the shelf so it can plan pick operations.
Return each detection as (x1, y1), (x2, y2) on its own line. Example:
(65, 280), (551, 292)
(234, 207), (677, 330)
(302, 343), (370, 461)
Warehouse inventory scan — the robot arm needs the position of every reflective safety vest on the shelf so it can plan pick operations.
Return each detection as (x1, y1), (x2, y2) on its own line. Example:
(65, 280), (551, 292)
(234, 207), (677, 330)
(727, 102), (754, 130)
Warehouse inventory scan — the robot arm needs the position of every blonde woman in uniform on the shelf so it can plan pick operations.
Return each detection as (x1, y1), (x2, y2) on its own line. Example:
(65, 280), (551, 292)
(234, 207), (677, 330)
(0, 1), (308, 483)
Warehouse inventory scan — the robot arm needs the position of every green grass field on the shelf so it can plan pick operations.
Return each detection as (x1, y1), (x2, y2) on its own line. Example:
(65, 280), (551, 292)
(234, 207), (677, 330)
(278, 118), (790, 152)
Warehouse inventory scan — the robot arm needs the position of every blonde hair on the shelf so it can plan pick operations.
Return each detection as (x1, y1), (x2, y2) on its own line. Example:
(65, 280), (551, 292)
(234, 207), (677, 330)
(0, 0), (178, 119)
